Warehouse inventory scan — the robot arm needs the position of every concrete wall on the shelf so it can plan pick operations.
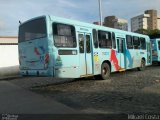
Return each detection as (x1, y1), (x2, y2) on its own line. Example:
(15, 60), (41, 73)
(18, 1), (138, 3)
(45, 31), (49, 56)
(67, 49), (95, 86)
(0, 65), (19, 77)
(0, 45), (19, 67)
(0, 36), (18, 43)
(0, 37), (19, 76)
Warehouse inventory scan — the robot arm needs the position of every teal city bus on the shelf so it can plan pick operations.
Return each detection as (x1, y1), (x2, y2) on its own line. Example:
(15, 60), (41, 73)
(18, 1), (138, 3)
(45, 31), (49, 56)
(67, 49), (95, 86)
(151, 38), (160, 64)
(18, 15), (152, 79)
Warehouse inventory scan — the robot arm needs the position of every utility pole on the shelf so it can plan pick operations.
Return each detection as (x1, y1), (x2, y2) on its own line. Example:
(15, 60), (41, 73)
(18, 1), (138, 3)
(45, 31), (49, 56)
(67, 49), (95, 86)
(98, 0), (103, 26)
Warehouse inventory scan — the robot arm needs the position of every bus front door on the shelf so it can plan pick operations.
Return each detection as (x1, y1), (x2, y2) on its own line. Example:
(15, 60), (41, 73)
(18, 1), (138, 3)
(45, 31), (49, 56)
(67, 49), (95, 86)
(78, 33), (93, 77)
(117, 38), (126, 70)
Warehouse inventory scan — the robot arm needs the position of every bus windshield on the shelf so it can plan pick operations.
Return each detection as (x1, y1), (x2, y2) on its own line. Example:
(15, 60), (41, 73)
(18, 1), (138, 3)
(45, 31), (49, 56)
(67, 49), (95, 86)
(19, 17), (47, 42)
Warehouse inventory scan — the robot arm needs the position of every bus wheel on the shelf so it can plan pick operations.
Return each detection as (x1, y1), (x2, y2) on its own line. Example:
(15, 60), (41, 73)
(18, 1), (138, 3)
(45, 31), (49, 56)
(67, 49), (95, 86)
(101, 63), (111, 80)
(138, 59), (145, 71)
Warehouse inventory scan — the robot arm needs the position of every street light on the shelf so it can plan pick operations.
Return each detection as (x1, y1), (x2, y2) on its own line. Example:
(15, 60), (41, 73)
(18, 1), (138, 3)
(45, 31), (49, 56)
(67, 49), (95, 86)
(98, 0), (103, 26)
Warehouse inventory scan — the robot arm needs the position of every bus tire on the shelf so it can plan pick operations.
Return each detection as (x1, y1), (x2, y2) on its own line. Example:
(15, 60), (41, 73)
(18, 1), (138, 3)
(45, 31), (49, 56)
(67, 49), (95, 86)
(101, 63), (111, 80)
(138, 59), (145, 71)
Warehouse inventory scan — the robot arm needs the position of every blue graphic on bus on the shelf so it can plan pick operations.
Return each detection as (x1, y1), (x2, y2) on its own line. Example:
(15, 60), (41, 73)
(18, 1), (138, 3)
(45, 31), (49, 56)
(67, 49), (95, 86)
(126, 49), (133, 68)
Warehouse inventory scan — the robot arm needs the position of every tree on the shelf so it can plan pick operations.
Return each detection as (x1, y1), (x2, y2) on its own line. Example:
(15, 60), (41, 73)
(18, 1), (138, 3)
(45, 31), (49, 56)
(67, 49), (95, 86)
(135, 29), (160, 38)
(135, 29), (148, 35)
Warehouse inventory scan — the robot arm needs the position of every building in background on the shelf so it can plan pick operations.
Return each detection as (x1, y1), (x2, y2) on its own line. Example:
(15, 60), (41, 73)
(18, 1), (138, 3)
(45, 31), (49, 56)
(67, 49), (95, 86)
(131, 9), (160, 32)
(145, 10), (157, 30)
(103, 16), (115, 28)
(93, 21), (104, 25)
(131, 14), (150, 32)
(103, 16), (128, 31)
(157, 16), (160, 30)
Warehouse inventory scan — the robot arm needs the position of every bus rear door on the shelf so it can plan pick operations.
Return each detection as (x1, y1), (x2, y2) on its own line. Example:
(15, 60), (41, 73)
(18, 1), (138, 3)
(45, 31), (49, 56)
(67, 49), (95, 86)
(78, 33), (93, 77)
(116, 37), (126, 71)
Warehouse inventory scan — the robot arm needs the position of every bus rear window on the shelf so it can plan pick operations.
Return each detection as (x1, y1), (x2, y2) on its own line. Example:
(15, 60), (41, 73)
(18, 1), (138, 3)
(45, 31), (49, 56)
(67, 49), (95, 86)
(19, 18), (47, 42)
(53, 23), (76, 48)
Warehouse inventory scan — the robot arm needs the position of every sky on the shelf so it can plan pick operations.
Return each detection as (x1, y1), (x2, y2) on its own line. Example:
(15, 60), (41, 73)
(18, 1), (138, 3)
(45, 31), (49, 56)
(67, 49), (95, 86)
(0, 0), (160, 36)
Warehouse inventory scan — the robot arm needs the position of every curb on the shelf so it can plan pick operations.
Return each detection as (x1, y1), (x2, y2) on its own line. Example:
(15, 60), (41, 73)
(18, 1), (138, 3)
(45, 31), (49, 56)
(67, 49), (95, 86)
(0, 75), (22, 81)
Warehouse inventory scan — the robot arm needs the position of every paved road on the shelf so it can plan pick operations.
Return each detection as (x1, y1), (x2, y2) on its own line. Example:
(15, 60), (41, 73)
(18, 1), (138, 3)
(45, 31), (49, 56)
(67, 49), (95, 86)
(0, 81), (76, 114)
(31, 65), (160, 114)
(1, 65), (160, 115)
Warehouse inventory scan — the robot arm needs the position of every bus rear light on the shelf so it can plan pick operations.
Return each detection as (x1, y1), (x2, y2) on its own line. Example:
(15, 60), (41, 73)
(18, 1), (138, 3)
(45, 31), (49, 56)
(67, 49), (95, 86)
(45, 53), (49, 64)
(44, 53), (49, 68)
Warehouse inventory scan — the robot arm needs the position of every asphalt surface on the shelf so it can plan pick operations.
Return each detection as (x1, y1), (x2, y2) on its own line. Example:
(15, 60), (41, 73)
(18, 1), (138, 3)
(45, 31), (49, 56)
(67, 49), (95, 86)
(0, 81), (76, 114)
(0, 65), (160, 120)
(31, 65), (160, 114)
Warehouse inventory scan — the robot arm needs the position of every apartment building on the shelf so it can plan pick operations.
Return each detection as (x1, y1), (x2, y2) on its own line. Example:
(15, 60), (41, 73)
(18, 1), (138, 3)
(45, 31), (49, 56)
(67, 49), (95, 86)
(131, 9), (160, 32)
(103, 16), (128, 31)
(93, 21), (104, 25)
(131, 14), (149, 32)
(157, 16), (160, 30)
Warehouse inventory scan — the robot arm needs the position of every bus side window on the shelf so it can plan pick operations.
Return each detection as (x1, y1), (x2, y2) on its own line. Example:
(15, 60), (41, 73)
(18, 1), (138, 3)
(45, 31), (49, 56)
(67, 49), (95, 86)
(158, 41), (160, 50)
(112, 32), (116, 49)
(133, 36), (140, 49)
(98, 30), (112, 48)
(78, 34), (84, 53)
(86, 35), (91, 53)
(126, 35), (133, 49)
(52, 23), (76, 48)
(92, 29), (98, 48)
(140, 37), (146, 50)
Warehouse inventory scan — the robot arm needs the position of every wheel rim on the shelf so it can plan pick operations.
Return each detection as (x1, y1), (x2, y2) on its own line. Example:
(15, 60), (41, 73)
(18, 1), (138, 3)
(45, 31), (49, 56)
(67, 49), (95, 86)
(141, 61), (145, 68)
(103, 67), (108, 75)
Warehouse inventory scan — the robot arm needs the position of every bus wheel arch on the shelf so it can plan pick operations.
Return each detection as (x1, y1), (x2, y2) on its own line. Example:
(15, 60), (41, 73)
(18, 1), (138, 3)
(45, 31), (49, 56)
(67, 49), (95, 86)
(138, 57), (146, 71)
(100, 60), (111, 80)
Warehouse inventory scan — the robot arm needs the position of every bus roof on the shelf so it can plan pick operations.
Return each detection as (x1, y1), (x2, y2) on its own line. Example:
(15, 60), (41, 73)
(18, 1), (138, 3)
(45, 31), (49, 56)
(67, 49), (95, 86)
(151, 38), (160, 40)
(49, 15), (149, 37)
(20, 15), (149, 38)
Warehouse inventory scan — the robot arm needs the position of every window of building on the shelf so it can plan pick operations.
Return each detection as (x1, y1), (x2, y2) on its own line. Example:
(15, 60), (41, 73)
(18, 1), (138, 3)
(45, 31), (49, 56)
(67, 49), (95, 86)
(126, 35), (133, 49)
(133, 36), (140, 49)
(140, 37), (146, 50)
(98, 30), (112, 48)
(92, 29), (98, 48)
(53, 23), (76, 48)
